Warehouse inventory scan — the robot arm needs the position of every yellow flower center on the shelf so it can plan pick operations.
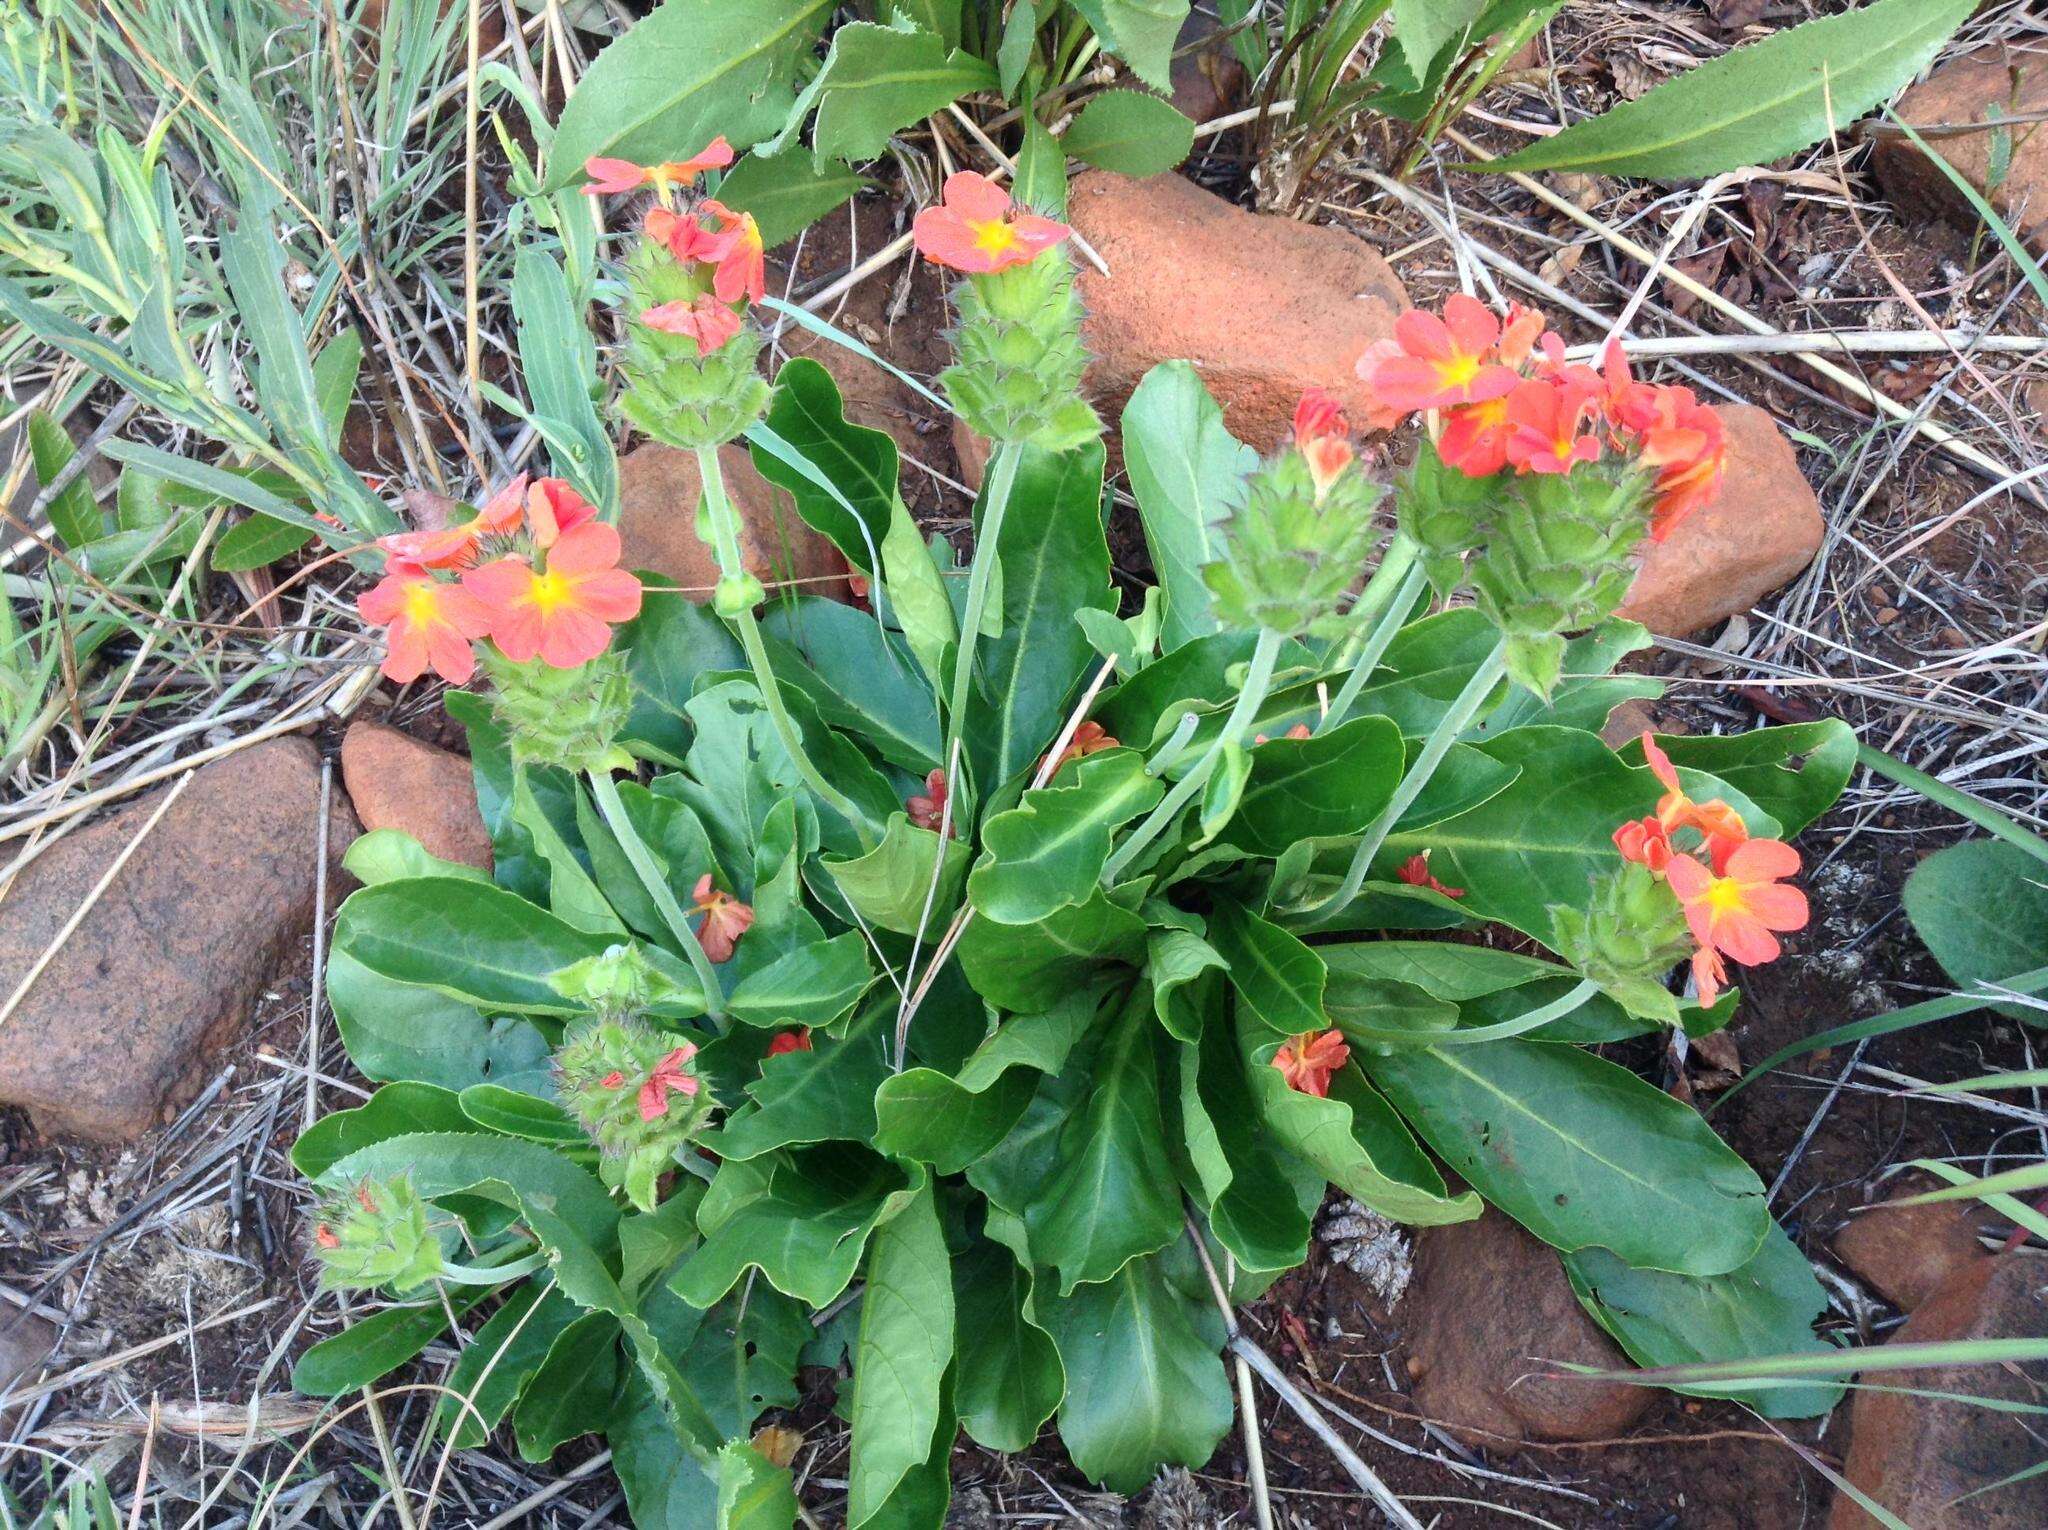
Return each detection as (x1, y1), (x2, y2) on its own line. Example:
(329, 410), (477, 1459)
(527, 569), (574, 614)
(1434, 353), (1482, 390)
(1702, 878), (1748, 916)
(969, 217), (1019, 257)
(400, 581), (445, 625)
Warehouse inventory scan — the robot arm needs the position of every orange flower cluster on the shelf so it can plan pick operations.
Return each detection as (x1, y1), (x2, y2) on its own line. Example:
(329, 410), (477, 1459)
(358, 476), (642, 684)
(1356, 297), (1726, 542)
(584, 144), (764, 356)
(1614, 734), (1808, 1006)
(913, 171), (1070, 273)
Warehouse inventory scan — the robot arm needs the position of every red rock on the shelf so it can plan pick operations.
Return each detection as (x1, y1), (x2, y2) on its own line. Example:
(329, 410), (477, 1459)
(1617, 403), (1822, 637)
(0, 1307), (56, 1424)
(1168, 9), (1246, 125)
(1830, 1257), (2048, 1528)
(1067, 171), (1410, 452)
(951, 415), (993, 494)
(1871, 49), (2048, 253)
(0, 740), (356, 1142)
(1832, 1177), (1989, 1313)
(616, 442), (850, 602)
(340, 721), (491, 871)
(1402, 1209), (1652, 1443)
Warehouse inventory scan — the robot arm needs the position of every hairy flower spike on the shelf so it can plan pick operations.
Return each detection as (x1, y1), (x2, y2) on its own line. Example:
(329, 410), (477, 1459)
(1551, 862), (1701, 1025)
(555, 1017), (716, 1210)
(479, 645), (635, 774)
(550, 943), (687, 1019)
(618, 219), (769, 448)
(310, 1174), (443, 1295)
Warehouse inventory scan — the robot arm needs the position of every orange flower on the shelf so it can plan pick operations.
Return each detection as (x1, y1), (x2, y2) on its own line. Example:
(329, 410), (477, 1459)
(1497, 302), (1553, 369)
(1630, 386), (1725, 541)
(1352, 337), (1409, 430)
(1666, 838), (1809, 971)
(641, 295), (743, 356)
(637, 1044), (701, 1122)
(1293, 389), (1354, 499)
(765, 1029), (812, 1058)
(1367, 295), (1522, 413)
(906, 768), (954, 836)
(1503, 377), (1602, 475)
(1438, 395), (1512, 477)
(1641, 734), (1747, 873)
(525, 477), (596, 549)
(1042, 720), (1119, 778)
(1691, 945), (1731, 1010)
(913, 171), (1069, 274)
(1273, 1030), (1350, 1097)
(582, 140), (733, 198)
(376, 474), (526, 570)
(701, 199), (766, 304)
(462, 521), (643, 669)
(1612, 814), (1674, 874)
(1395, 850), (1464, 898)
(357, 562), (493, 684)
(643, 204), (736, 267)
(691, 874), (755, 963)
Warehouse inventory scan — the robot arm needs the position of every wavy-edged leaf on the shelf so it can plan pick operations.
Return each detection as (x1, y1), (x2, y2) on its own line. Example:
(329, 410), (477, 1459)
(953, 1235), (1063, 1452)
(1065, 0), (1188, 91)
(674, 1153), (920, 1309)
(749, 357), (897, 573)
(718, 1440), (799, 1529)
(726, 932), (873, 1029)
(291, 1082), (479, 1179)
(847, 1178), (954, 1526)
(1233, 715), (1405, 856)
(969, 749), (1163, 923)
(812, 22), (997, 166)
(956, 889), (1147, 1013)
(1209, 904), (1326, 1034)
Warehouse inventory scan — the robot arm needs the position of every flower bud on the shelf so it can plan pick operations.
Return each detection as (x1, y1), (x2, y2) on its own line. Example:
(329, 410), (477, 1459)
(1550, 862), (1695, 1024)
(479, 646), (634, 774)
(713, 571), (766, 617)
(549, 943), (686, 1019)
(312, 1174), (444, 1295)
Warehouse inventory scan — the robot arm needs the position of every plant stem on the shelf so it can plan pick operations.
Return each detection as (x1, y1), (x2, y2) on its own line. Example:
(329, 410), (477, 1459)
(1339, 978), (1601, 1050)
(943, 439), (1022, 810)
(1318, 546), (1427, 736)
(587, 769), (724, 1019)
(1296, 640), (1510, 926)
(694, 445), (878, 851)
(1104, 626), (1286, 884)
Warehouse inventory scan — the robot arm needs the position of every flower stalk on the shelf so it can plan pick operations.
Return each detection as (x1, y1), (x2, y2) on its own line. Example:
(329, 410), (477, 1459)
(586, 768), (725, 1017)
(943, 439), (1022, 817)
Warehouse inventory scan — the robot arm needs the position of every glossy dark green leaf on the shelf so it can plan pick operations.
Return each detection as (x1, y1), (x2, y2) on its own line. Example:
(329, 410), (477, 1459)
(436, 1284), (582, 1447)
(513, 1312), (621, 1461)
(1097, 629), (1263, 748)
(726, 931), (873, 1029)
(704, 1018), (890, 1159)
(291, 1081), (479, 1179)
(211, 512), (313, 572)
(1366, 1039), (1769, 1276)
(318, 1131), (621, 1254)
(1209, 904), (1326, 1034)
(1065, 0), (1187, 91)
(749, 357), (896, 572)
(847, 1179), (954, 1526)
(956, 890), (1146, 1012)
(715, 152), (866, 248)
(674, 1155), (920, 1309)
(1618, 721), (1855, 837)
(970, 749), (1163, 923)
(811, 22), (997, 165)
(1903, 838), (2048, 1023)
(759, 596), (941, 772)
(823, 813), (969, 936)
(952, 1237), (1063, 1452)
(1121, 364), (1255, 652)
(458, 1084), (584, 1144)
(1233, 715), (1405, 856)
(1177, 1019), (1324, 1273)
(292, 1292), (487, 1396)
(326, 948), (550, 1090)
(717, 1440), (800, 1529)
(616, 588), (745, 765)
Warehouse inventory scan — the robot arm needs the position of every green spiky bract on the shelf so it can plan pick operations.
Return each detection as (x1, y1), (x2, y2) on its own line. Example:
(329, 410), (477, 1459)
(1205, 452), (1385, 641)
(940, 252), (1098, 451)
(1550, 862), (1694, 1025)
(1396, 439), (1495, 595)
(554, 1016), (715, 1210)
(1468, 465), (1653, 697)
(480, 647), (633, 775)
(312, 1174), (443, 1295)
(617, 240), (769, 449)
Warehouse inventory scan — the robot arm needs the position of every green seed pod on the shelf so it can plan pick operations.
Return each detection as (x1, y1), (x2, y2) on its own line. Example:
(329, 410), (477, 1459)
(312, 1174), (444, 1295)
(480, 646), (634, 775)
(1204, 450), (1385, 641)
(939, 252), (1099, 451)
(1468, 465), (1651, 697)
(617, 239), (769, 449)
(1550, 862), (1694, 1025)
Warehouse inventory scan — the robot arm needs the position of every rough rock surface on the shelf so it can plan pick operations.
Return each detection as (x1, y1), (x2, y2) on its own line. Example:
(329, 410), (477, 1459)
(1617, 403), (1823, 637)
(616, 442), (849, 602)
(1871, 49), (2048, 253)
(1832, 1177), (1988, 1313)
(0, 739), (356, 1142)
(1403, 1209), (1652, 1443)
(1831, 1256), (2048, 1528)
(340, 721), (491, 871)
(1067, 171), (1410, 452)
(0, 1309), (56, 1419)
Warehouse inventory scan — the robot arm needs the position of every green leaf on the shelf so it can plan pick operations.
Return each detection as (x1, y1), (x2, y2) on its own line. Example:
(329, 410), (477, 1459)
(824, 813), (969, 936)
(812, 22), (998, 166)
(717, 153), (867, 247)
(437, 1284), (582, 1448)
(513, 249), (615, 513)
(318, 1132), (622, 1254)
(333, 877), (626, 1016)
(1393, 0), (1487, 80)
(1477, 0), (1976, 178)
(1062, 88), (1196, 176)
(219, 213), (327, 465)
(965, 441), (1116, 799)
(617, 589), (746, 764)
(1149, 927), (1227, 1043)
(1364, 1039), (1769, 1276)
(292, 1293), (486, 1397)
(1904, 838), (2048, 1023)
(1178, 1016), (1325, 1272)
(1208, 905), (1327, 1035)
(847, 1178), (954, 1527)
(1024, 991), (1183, 1292)
(310, 328), (363, 450)
(544, 0), (833, 188)
(726, 932), (873, 1029)
(953, 1236), (1063, 1452)
(998, 0), (1040, 99)
(326, 948), (550, 1090)
(25, 410), (103, 549)
(1472, 619), (1657, 739)
(1066, 0), (1189, 92)
(749, 357), (898, 572)
(759, 596), (941, 773)
(609, 1376), (720, 1527)
(704, 1019), (890, 1159)
(1618, 720), (1855, 837)
(969, 749), (1163, 923)
(718, 1441), (799, 1529)
(674, 1155), (920, 1308)
(1233, 716), (1405, 856)
(1239, 1011), (1481, 1226)
(459, 1084), (585, 1144)
(1120, 364), (1258, 652)
(513, 1313), (621, 1461)
(881, 499), (957, 692)
(291, 1082), (481, 1179)
(956, 890), (1147, 1012)
(1563, 1223), (1845, 1419)
(886, 0), (963, 49)
(341, 828), (491, 888)
(1036, 1246), (1233, 1493)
